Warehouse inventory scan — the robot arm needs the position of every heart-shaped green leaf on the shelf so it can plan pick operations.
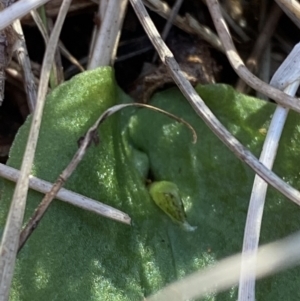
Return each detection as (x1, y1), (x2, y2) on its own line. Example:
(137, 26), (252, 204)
(1, 67), (300, 300)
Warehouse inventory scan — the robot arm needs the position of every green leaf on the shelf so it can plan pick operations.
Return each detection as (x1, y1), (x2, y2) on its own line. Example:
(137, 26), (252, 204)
(1, 68), (300, 300)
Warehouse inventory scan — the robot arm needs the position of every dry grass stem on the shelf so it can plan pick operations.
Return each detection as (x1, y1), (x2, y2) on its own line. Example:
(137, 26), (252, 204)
(145, 230), (300, 301)
(275, 0), (300, 29)
(0, 163), (130, 226)
(206, 0), (300, 113)
(0, 1), (72, 299)
(238, 43), (300, 301)
(31, 9), (84, 73)
(0, 0), (51, 30)
(88, 0), (128, 68)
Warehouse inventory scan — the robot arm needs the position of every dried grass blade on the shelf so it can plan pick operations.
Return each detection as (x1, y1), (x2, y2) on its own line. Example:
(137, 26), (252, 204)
(0, 0), (72, 299)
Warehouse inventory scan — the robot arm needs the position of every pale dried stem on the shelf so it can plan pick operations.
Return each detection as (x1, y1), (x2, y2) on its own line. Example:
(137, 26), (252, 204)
(145, 231), (300, 301)
(87, 0), (104, 62)
(45, 17), (64, 86)
(238, 83), (299, 301)
(206, 0), (300, 113)
(0, 0), (51, 30)
(0, 0), (72, 299)
(0, 1), (48, 109)
(275, 0), (300, 29)
(238, 42), (300, 301)
(19, 0), (130, 259)
(0, 163), (130, 225)
(88, 0), (128, 68)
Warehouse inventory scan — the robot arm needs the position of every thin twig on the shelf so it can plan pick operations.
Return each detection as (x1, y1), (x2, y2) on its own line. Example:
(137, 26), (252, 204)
(235, 3), (282, 93)
(44, 16), (64, 87)
(0, 1), (72, 299)
(0, 163), (130, 226)
(206, 0), (300, 113)
(30, 9), (84, 73)
(129, 0), (300, 203)
(34, 7), (63, 88)
(160, 0), (183, 41)
(238, 43), (300, 301)
(18, 103), (197, 252)
(58, 40), (85, 72)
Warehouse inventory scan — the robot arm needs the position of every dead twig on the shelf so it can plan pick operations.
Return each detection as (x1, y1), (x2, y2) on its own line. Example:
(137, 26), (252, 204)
(206, 0), (300, 113)
(0, 0), (72, 299)
(0, 0), (51, 30)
